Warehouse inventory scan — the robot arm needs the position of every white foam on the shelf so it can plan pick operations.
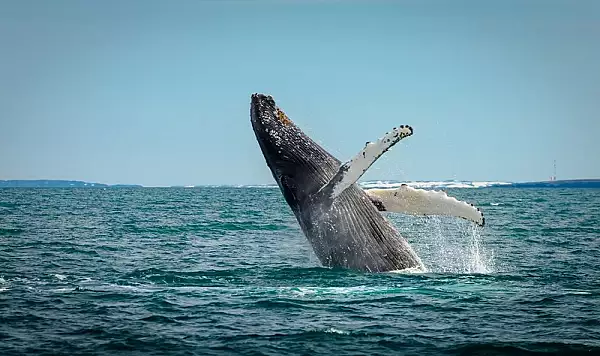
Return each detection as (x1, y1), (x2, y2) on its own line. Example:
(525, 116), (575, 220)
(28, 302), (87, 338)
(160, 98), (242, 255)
(324, 327), (349, 335)
(0, 287), (9, 292)
(53, 274), (67, 281)
(388, 266), (427, 274)
(200, 184), (278, 189)
(360, 180), (512, 190)
(235, 184), (278, 189)
(287, 286), (392, 297)
(81, 284), (163, 294)
(564, 289), (592, 295)
(291, 286), (362, 296)
(50, 288), (75, 293)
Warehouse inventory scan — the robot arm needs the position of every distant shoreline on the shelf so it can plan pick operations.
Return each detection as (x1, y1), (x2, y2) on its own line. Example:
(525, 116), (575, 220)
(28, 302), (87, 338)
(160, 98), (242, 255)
(1, 179), (600, 188)
(494, 179), (600, 188)
(0, 180), (142, 188)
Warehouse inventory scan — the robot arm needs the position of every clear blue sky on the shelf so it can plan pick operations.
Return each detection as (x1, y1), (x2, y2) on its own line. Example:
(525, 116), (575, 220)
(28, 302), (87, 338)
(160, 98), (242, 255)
(1, 0), (598, 186)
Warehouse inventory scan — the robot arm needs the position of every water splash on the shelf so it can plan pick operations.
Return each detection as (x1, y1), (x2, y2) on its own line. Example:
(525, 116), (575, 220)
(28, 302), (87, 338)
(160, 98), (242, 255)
(401, 215), (495, 274)
(467, 223), (494, 274)
(323, 327), (349, 335)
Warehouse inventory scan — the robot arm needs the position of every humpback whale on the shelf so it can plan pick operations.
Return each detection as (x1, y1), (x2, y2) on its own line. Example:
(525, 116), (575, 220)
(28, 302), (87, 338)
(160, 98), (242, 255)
(250, 93), (484, 272)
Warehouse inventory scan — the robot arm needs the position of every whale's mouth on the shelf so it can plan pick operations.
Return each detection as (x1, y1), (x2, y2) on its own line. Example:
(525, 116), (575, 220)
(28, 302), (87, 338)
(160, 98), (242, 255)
(250, 93), (338, 207)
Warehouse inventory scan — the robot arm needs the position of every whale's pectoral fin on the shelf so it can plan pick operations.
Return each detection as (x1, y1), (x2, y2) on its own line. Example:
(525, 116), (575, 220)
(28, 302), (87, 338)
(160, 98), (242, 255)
(319, 126), (414, 200)
(366, 185), (485, 226)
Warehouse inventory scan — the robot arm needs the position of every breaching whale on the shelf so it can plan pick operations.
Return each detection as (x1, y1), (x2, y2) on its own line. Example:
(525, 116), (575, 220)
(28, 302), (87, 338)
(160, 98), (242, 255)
(250, 93), (484, 272)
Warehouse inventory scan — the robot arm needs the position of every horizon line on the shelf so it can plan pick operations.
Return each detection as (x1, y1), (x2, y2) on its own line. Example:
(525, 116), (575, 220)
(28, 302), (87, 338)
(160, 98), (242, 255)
(2, 178), (600, 189)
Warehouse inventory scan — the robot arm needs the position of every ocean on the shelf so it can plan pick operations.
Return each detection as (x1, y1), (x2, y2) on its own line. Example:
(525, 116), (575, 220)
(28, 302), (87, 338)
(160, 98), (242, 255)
(1, 187), (599, 355)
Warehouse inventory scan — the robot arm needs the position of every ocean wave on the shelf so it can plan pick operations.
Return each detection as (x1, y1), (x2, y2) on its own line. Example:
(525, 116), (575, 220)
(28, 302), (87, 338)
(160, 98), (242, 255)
(197, 184), (278, 189)
(450, 342), (599, 355)
(235, 184), (278, 189)
(359, 180), (512, 189)
(388, 267), (427, 274)
(0, 227), (25, 236)
(121, 221), (289, 234)
(286, 286), (393, 297)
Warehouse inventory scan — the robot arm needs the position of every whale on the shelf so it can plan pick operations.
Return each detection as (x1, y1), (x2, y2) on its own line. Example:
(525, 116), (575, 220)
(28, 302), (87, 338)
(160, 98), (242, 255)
(250, 93), (484, 272)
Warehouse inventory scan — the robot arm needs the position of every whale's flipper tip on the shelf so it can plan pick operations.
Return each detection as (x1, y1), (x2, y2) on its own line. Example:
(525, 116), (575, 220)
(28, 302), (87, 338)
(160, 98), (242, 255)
(318, 125), (414, 200)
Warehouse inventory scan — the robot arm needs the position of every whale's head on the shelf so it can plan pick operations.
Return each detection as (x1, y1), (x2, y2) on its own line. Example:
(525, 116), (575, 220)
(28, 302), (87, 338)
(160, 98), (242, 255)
(250, 93), (338, 210)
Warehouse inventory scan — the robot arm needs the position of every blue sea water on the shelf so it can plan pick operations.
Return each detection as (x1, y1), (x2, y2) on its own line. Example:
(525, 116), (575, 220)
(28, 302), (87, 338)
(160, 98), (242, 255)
(1, 187), (599, 355)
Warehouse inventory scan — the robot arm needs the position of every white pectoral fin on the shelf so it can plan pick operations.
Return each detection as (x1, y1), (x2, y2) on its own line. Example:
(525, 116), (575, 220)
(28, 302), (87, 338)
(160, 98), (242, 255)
(319, 125), (414, 199)
(366, 186), (485, 226)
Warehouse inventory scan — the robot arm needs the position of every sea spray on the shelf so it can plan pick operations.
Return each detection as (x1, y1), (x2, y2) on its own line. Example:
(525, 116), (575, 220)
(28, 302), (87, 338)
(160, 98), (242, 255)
(402, 215), (495, 274)
(467, 223), (495, 273)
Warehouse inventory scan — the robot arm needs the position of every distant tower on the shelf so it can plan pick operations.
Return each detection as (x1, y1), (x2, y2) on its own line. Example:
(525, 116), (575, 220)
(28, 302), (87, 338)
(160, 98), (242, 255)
(550, 160), (557, 181)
